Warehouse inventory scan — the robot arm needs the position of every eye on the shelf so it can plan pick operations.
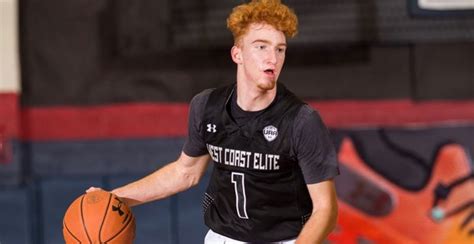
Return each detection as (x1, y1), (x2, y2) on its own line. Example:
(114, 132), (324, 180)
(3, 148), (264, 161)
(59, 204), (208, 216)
(277, 47), (286, 53)
(256, 45), (266, 50)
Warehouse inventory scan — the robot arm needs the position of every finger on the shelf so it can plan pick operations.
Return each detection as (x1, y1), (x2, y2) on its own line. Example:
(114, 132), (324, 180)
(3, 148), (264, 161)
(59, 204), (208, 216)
(86, 187), (103, 193)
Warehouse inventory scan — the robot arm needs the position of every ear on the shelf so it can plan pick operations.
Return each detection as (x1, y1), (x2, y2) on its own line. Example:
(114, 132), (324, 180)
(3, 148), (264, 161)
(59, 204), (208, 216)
(231, 45), (242, 64)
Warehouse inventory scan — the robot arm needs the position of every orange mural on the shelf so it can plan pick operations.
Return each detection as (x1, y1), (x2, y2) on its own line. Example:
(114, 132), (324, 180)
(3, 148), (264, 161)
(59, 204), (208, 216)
(329, 138), (473, 244)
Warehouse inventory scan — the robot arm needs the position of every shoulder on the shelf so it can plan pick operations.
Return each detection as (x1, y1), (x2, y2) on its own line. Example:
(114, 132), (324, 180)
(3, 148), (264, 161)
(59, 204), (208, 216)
(292, 104), (329, 141)
(188, 89), (215, 125)
(189, 88), (214, 111)
(191, 88), (214, 105)
(294, 104), (323, 126)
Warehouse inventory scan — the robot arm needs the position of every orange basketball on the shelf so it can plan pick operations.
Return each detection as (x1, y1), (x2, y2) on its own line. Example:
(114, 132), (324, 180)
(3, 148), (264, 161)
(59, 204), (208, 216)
(63, 190), (136, 244)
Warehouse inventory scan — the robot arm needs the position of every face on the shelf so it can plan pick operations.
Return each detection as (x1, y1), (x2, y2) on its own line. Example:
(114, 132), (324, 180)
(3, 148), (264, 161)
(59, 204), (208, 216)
(232, 23), (287, 91)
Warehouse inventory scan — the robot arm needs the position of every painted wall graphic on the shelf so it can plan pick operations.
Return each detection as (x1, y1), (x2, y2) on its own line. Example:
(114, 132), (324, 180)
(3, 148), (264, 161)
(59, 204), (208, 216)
(331, 138), (473, 244)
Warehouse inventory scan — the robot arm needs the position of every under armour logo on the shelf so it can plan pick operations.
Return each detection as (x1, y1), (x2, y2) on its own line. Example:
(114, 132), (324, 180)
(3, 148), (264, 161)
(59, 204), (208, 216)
(112, 197), (124, 216)
(207, 123), (217, 133)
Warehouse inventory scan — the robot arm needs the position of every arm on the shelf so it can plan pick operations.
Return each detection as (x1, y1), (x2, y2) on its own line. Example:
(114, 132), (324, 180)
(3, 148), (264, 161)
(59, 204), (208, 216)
(90, 152), (210, 207)
(296, 179), (338, 244)
(87, 90), (212, 206)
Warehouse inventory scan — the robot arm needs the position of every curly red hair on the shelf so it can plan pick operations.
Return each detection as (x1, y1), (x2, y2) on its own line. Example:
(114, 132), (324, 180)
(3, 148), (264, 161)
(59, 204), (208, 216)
(227, 0), (298, 44)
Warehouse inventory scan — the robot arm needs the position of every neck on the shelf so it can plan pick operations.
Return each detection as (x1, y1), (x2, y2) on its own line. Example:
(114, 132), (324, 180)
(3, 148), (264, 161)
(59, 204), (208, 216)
(235, 81), (277, 112)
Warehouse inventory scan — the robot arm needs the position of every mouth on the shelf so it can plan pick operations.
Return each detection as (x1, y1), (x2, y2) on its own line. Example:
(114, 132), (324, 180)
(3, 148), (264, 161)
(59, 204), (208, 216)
(264, 69), (275, 76)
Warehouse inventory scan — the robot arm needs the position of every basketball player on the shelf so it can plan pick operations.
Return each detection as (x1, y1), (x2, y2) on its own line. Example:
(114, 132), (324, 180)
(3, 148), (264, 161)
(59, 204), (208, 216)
(88, 0), (339, 243)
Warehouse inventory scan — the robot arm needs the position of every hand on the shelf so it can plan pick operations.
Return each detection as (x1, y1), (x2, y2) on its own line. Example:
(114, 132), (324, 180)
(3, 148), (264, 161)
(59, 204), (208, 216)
(87, 187), (134, 207)
(86, 187), (104, 193)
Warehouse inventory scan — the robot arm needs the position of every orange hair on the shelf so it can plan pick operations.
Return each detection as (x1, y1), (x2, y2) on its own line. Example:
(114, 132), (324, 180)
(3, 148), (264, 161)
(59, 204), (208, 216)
(226, 0), (298, 44)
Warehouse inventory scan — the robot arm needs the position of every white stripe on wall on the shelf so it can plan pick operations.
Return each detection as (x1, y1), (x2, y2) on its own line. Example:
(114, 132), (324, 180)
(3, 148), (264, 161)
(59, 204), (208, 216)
(0, 0), (20, 93)
(419, 0), (474, 10)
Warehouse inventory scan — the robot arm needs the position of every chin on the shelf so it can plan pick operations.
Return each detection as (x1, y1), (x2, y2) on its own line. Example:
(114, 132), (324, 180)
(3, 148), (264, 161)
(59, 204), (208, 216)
(257, 80), (277, 91)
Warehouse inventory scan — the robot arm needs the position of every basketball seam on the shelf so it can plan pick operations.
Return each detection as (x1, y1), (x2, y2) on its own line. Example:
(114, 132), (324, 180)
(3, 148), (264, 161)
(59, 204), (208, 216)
(80, 195), (93, 244)
(98, 193), (113, 243)
(104, 210), (135, 243)
(64, 221), (82, 243)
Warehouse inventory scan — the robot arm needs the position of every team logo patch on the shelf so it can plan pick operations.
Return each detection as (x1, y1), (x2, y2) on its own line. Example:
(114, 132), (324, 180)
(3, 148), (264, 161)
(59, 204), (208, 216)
(263, 125), (278, 142)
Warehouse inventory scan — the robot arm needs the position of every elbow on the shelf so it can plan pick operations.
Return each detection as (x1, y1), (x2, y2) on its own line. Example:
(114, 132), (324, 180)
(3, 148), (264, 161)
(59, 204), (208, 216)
(182, 171), (202, 189)
(312, 201), (339, 232)
(189, 175), (201, 188)
(328, 202), (339, 232)
(329, 211), (338, 232)
(174, 164), (203, 191)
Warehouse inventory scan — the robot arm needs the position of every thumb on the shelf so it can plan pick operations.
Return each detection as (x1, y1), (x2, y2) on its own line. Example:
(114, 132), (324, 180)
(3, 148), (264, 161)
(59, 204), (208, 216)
(86, 186), (103, 193)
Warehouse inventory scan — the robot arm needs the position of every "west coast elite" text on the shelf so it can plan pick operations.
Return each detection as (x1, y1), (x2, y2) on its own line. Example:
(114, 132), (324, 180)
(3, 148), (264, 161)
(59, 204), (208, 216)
(206, 144), (279, 171)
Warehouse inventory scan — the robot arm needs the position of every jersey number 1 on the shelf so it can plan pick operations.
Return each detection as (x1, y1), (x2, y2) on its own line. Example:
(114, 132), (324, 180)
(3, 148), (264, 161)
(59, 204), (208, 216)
(231, 172), (249, 219)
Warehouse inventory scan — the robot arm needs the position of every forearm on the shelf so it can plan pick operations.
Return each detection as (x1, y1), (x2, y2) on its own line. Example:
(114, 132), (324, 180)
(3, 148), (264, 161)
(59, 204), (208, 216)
(112, 163), (190, 206)
(296, 204), (338, 244)
(112, 153), (209, 207)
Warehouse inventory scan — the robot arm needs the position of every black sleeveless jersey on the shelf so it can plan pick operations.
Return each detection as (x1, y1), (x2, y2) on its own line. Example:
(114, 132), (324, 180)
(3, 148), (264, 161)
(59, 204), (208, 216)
(202, 83), (313, 242)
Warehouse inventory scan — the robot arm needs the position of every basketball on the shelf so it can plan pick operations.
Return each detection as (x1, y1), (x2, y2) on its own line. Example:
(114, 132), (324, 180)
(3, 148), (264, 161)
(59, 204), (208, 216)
(63, 190), (136, 244)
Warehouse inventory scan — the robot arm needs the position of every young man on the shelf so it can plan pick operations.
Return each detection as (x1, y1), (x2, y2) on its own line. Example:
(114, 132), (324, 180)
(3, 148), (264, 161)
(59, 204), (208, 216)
(89, 1), (339, 243)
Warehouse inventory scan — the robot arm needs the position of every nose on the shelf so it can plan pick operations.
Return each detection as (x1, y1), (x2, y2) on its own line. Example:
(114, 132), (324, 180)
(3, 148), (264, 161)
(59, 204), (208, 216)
(266, 49), (277, 65)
